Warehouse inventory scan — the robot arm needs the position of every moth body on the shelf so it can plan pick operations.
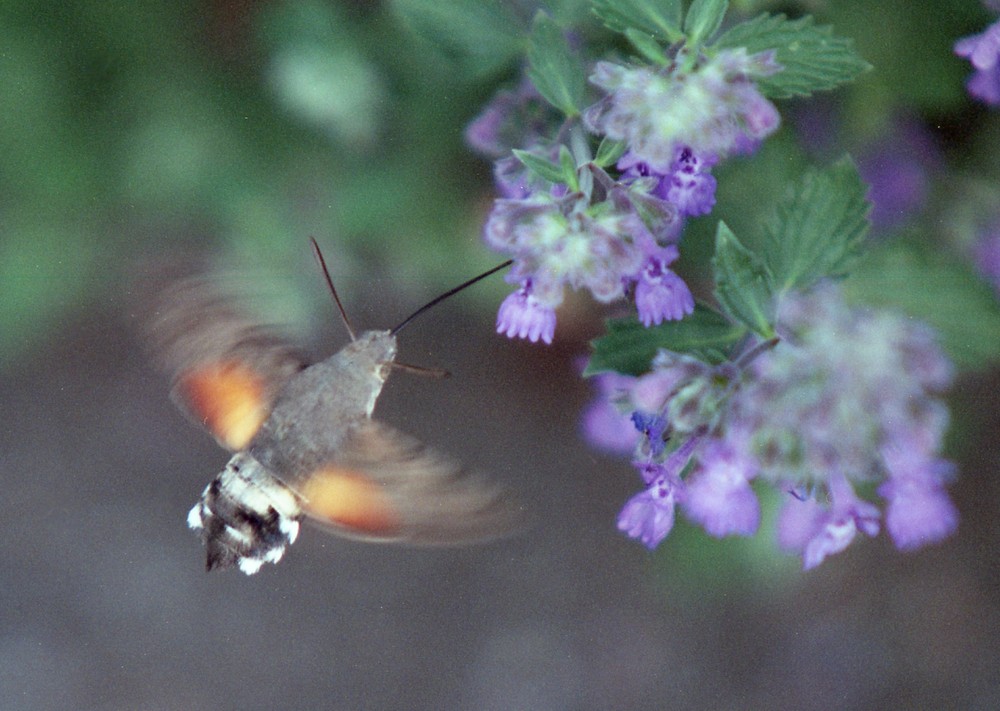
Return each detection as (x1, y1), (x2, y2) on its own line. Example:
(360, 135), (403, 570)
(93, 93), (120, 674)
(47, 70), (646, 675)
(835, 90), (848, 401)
(250, 330), (396, 479)
(187, 451), (302, 574)
(149, 273), (520, 575)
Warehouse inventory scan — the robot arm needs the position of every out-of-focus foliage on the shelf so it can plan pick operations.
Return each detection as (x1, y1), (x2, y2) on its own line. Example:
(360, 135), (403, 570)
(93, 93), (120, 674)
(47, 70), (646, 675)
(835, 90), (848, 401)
(2, 0), (999, 369)
(0, 0), (528, 365)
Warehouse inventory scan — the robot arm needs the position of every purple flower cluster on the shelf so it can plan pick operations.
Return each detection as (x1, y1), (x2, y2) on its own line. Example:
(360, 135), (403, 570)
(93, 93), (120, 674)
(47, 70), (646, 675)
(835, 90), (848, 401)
(586, 284), (959, 568)
(468, 45), (782, 344)
(584, 48), (782, 169)
(956, 19), (1000, 105)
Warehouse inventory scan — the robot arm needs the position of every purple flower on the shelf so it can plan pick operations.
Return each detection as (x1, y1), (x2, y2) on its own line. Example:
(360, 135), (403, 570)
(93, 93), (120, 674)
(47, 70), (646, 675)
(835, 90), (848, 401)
(682, 436), (760, 537)
(664, 146), (718, 217)
(611, 284), (959, 565)
(617, 436), (701, 549)
(496, 281), (557, 344)
(617, 467), (680, 549)
(492, 155), (535, 199)
(955, 19), (1000, 105)
(777, 473), (880, 570)
(630, 411), (668, 456)
(581, 372), (641, 454)
(738, 86), (782, 141)
(483, 164), (688, 330)
(584, 48), (782, 170)
(633, 246), (694, 326)
(464, 78), (554, 158)
(581, 369), (685, 454)
(618, 147), (718, 219)
(857, 119), (941, 232)
(878, 444), (958, 551)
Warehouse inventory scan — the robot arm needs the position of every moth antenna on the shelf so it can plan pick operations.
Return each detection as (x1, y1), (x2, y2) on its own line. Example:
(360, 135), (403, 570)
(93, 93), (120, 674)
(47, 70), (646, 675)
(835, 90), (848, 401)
(310, 237), (357, 342)
(390, 259), (513, 336)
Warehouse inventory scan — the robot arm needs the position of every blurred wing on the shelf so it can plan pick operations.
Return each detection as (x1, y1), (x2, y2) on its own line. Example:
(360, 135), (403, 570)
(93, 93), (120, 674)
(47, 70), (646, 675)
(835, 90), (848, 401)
(297, 421), (523, 544)
(146, 276), (308, 451)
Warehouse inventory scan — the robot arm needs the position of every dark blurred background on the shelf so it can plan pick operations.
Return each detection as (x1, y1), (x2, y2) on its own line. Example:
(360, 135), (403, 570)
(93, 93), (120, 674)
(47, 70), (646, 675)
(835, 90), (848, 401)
(2, 1), (1000, 709)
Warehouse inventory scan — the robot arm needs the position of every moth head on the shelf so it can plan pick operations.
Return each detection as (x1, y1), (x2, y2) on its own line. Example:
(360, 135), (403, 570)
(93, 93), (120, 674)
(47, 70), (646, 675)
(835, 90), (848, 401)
(344, 330), (397, 381)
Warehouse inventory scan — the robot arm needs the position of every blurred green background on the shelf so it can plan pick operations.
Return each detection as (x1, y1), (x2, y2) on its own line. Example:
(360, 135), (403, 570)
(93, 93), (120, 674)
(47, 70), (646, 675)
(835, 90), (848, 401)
(1, 0), (535, 364)
(2, 0), (997, 365)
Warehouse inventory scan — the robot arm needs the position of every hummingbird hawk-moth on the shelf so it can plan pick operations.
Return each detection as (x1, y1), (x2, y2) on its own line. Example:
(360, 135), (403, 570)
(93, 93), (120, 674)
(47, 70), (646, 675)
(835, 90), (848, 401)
(146, 243), (519, 574)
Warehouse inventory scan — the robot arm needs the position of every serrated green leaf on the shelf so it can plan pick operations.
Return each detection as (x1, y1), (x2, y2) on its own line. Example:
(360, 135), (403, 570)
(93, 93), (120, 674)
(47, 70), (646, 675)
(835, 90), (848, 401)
(684, 0), (729, 46)
(844, 244), (1000, 371)
(594, 137), (626, 168)
(591, 0), (683, 43)
(512, 149), (566, 184)
(624, 27), (669, 64)
(585, 305), (747, 376)
(713, 222), (776, 337)
(762, 157), (870, 297)
(714, 13), (871, 98)
(390, 0), (523, 77)
(527, 11), (585, 117)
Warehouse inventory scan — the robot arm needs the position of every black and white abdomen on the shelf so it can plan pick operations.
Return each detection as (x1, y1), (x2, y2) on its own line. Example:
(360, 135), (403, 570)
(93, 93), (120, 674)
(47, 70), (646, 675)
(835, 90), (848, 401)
(186, 452), (303, 574)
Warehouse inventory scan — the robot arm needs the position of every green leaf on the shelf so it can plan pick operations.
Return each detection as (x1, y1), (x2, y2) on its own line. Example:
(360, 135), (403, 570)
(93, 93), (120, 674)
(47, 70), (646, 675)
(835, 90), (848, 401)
(761, 157), (870, 297)
(586, 305), (747, 376)
(527, 11), (585, 117)
(714, 14), (871, 98)
(590, 0), (683, 43)
(844, 243), (1000, 371)
(558, 145), (579, 185)
(390, 0), (523, 77)
(712, 222), (776, 337)
(683, 0), (729, 46)
(624, 27), (669, 64)
(593, 137), (626, 168)
(512, 148), (566, 184)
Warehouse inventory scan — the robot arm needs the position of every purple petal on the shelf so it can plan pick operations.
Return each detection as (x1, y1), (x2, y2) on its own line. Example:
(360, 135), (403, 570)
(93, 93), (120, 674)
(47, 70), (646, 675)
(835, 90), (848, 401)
(617, 467), (682, 549)
(881, 480), (959, 551)
(496, 284), (557, 344)
(682, 438), (761, 537)
(581, 400), (639, 454)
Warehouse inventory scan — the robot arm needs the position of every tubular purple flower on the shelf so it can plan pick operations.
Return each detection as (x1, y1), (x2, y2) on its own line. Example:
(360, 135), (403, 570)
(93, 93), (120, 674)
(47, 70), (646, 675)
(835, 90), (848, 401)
(955, 20), (1000, 105)
(778, 473), (880, 570)
(664, 146), (718, 217)
(878, 444), (958, 550)
(581, 372), (642, 454)
(617, 436), (701, 548)
(682, 436), (761, 537)
(617, 467), (680, 549)
(496, 281), (557, 344)
(581, 368), (685, 453)
(633, 246), (694, 326)
(739, 87), (782, 140)
(464, 77), (553, 158)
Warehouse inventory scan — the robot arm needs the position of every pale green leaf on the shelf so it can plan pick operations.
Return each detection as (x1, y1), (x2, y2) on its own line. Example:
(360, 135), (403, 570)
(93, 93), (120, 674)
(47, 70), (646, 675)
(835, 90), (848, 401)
(712, 222), (776, 337)
(586, 305), (746, 376)
(762, 157), (870, 297)
(714, 13), (871, 98)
